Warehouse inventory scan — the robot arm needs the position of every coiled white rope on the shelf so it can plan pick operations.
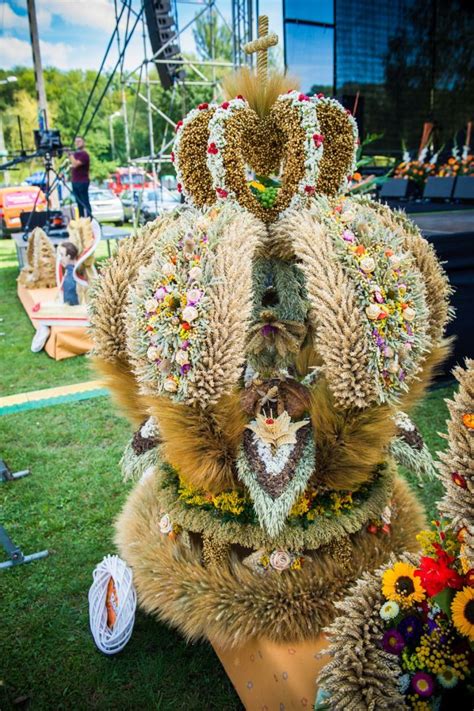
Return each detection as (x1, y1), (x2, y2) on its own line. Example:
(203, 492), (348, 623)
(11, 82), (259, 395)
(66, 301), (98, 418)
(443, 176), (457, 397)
(88, 554), (136, 655)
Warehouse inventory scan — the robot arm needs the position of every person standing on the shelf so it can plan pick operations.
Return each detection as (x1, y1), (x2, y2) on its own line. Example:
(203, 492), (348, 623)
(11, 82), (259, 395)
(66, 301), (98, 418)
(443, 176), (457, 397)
(69, 136), (92, 217)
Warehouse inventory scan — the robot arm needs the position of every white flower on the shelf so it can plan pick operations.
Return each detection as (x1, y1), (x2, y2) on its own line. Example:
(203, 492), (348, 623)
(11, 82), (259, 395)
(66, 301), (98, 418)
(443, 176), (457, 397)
(159, 358), (172, 374)
(366, 303), (381, 320)
(140, 417), (158, 439)
(182, 305), (198, 322)
(159, 514), (173, 534)
(147, 346), (161, 362)
(389, 254), (402, 267)
(403, 306), (416, 322)
(380, 600), (400, 620)
(360, 256), (376, 273)
(186, 288), (202, 305)
(188, 266), (202, 282)
(163, 377), (178, 392)
(162, 262), (176, 277)
(381, 505), (392, 525)
(175, 350), (189, 366)
(145, 298), (158, 312)
(269, 550), (292, 572)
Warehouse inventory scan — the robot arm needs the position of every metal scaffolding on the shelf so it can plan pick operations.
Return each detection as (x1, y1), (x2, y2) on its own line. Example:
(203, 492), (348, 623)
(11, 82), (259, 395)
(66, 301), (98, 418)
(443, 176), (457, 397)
(112, 0), (253, 186)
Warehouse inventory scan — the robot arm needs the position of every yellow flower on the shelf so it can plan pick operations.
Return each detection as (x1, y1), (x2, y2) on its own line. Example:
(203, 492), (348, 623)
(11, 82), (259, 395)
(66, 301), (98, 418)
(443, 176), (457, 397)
(249, 180), (266, 192)
(382, 561), (425, 607)
(451, 587), (474, 641)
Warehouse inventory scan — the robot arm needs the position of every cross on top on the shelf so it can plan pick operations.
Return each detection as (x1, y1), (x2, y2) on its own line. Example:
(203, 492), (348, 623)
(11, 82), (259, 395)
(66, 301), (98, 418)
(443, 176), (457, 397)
(243, 15), (278, 85)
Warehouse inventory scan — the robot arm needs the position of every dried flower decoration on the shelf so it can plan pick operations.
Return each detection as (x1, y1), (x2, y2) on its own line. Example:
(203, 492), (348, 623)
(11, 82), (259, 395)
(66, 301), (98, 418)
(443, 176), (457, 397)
(246, 410), (309, 450)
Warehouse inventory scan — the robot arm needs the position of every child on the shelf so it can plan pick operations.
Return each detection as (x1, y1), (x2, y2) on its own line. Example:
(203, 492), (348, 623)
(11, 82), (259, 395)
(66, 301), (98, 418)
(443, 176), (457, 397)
(58, 241), (79, 305)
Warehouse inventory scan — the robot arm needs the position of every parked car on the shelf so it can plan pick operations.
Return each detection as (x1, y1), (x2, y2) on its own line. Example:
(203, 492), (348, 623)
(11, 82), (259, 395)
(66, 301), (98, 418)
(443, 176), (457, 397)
(0, 185), (47, 237)
(106, 168), (154, 195)
(89, 187), (124, 225)
(121, 187), (181, 224)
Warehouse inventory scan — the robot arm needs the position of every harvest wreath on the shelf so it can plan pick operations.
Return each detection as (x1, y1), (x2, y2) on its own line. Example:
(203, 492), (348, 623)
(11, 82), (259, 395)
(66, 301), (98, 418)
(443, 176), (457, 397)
(88, 14), (453, 705)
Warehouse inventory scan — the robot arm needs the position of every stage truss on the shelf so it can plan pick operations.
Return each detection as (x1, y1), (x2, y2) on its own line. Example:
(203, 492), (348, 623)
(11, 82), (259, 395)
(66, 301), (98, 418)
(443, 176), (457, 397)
(112, 0), (254, 192)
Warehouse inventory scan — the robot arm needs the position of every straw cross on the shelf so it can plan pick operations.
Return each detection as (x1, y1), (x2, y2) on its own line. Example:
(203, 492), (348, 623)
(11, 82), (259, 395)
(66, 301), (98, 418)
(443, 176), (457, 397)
(243, 15), (278, 86)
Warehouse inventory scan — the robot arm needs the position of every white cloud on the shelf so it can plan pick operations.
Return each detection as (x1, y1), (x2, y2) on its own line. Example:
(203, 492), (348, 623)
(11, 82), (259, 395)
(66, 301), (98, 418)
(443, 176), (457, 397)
(1, 3), (29, 31)
(0, 35), (32, 66)
(37, 0), (116, 33)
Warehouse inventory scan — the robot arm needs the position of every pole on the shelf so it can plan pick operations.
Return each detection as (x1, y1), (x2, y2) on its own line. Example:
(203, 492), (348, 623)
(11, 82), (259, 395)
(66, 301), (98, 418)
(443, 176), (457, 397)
(26, 0), (59, 208)
(26, 0), (48, 129)
(0, 117), (9, 185)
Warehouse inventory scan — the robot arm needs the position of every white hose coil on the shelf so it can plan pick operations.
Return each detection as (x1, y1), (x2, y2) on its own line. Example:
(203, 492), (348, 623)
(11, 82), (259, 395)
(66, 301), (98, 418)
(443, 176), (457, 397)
(88, 554), (136, 655)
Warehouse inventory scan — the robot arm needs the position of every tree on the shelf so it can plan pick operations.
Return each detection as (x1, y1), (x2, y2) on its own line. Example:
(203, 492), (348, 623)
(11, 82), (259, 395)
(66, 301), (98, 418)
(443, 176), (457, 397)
(192, 9), (232, 62)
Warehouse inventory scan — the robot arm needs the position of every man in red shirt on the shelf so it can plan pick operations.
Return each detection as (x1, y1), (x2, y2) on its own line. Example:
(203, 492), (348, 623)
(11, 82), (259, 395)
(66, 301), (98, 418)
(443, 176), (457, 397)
(69, 136), (92, 217)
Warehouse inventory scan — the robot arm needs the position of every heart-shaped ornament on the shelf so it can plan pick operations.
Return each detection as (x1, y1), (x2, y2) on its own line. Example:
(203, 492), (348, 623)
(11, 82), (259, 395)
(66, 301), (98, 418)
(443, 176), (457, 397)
(237, 425), (315, 536)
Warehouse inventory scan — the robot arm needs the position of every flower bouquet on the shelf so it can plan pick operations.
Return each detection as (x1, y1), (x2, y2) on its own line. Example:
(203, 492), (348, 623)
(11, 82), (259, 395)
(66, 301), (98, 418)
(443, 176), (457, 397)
(378, 521), (473, 709)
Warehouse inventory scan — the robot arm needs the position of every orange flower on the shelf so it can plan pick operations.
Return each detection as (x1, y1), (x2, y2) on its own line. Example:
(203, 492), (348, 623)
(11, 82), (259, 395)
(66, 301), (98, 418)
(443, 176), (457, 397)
(352, 172), (362, 182)
(355, 244), (366, 255)
(462, 413), (474, 430)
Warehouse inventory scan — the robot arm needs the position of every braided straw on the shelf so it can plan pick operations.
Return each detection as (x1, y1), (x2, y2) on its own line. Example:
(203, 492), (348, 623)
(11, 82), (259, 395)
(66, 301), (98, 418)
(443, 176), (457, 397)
(243, 15), (278, 87)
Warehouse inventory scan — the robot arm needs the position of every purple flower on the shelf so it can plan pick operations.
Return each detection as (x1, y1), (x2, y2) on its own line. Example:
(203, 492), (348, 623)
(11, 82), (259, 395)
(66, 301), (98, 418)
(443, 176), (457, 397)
(411, 672), (434, 698)
(181, 340), (190, 350)
(382, 629), (405, 654)
(180, 363), (191, 375)
(398, 615), (422, 642)
(406, 325), (413, 336)
(374, 291), (384, 304)
(399, 369), (405, 381)
(155, 286), (167, 301)
(342, 229), (355, 243)
(376, 336), (385, 347)
(261, 324), (278, 337)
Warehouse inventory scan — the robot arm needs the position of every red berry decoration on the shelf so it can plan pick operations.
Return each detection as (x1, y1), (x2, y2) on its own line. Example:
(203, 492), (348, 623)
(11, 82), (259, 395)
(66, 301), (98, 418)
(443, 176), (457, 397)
(312, 133), (324, 147)
(221, 101), (230, 109)
(175, 120), (183, 132)
(207, 143), (218, 155)
(177, 183), (182, 193)
(451, 471), (467, 488)
(198, 102), (208, 110)
(304, 185), (316, 195)
(298, 93), (310, 101)
(170, 151), (175, 163)
(216, 187), (228, 198)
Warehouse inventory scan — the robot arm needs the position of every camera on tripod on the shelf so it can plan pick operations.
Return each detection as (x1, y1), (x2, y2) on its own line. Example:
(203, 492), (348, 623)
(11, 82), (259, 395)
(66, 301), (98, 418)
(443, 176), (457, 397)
(33, 128), (64, 157)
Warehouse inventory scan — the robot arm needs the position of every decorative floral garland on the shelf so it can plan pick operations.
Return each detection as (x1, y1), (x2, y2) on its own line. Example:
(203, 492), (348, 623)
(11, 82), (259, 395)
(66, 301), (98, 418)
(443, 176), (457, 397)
(312, 195), (430, 401)
(127, 210), (214, 400)
(206, 96), (248, 202)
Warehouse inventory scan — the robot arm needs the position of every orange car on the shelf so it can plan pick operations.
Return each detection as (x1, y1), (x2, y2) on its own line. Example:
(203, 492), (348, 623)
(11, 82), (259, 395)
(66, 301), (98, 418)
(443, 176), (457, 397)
(0, 185), (47, 236)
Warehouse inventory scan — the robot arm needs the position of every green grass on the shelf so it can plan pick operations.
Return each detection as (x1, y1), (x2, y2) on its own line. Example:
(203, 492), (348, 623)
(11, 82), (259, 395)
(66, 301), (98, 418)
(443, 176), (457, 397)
(0, 232), (456, 710)
(0, 238), (115, 396)
(0, 399), (241, 711)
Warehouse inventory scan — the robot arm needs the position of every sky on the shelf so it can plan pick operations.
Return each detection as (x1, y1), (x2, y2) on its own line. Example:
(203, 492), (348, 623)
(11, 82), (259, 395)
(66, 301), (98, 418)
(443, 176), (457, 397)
(0, 0), (284, 73)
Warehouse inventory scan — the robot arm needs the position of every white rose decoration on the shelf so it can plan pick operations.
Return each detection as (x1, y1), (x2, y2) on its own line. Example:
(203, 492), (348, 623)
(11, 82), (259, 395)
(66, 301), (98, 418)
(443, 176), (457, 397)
(182, 305), (198, 322)
(175, 350), (189, 366)
(403, 306), (416, 322)
(147, 346), (161, 362)
(188, 266), (202, 282)
(145, 298), (158, 313)
(162, 262), (176, 277)
(159, 514), (173, 534)
(269, 549), (292, 572)
(163, 377), (178, 393)
(360, 256), (376, 273)
(365, 303), (381, 320)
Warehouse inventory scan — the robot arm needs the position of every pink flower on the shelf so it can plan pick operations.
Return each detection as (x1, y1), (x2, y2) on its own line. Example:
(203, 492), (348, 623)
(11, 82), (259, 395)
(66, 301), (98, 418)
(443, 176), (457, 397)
(298, 93), (310, 101)
(269, 550), (292, 572)
(186, 288), (202, 305)
(342, 229), (355, 243)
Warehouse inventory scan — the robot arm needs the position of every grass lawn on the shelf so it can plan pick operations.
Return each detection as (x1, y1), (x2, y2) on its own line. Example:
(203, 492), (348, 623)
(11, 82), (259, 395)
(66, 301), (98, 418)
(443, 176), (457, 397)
(0, 233), (456, 710)
(0, 238), (114, 396)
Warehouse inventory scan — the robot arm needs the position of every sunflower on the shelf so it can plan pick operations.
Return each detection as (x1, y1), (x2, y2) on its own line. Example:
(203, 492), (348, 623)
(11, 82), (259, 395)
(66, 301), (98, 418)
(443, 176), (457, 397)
(382, 562), (425, 607)
(451, 586), (474, 641)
